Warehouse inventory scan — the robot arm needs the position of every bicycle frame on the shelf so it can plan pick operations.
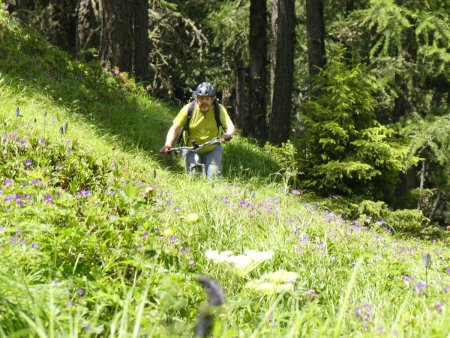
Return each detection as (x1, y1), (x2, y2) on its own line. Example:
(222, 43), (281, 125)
(168, 138), (223, 176)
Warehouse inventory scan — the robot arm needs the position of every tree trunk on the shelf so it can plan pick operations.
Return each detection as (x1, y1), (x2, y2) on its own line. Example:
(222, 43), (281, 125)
(306, 0), (326, 78)
(133, 0), (149, 81)
(234, 41), (248, 130)
(268, 0), (296, 145)
(247, 0), (268, 142)
(15, 0), (78, 53)
(99, 0), (133, 72)
(76, 0), (100, 58)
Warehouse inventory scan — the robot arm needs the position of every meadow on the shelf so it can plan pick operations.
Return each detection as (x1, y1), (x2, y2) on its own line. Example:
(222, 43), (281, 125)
(0, 10), (449, 337)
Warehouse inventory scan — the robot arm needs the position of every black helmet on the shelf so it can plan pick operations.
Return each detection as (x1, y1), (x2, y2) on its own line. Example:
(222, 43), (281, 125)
(195, 82), (216, 97)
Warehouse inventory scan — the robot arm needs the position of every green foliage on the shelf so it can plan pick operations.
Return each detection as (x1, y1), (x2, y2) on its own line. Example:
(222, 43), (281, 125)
(1, 8), (450, 338)
(400, 115), (450, 224)
(264, 141), (299, 190)
(299, 53), (416, 197)
(416, 11), (450, 73)
(357, 200), (427, 233)
(386, 208), (429, 233)
(330, 0), (449, 122)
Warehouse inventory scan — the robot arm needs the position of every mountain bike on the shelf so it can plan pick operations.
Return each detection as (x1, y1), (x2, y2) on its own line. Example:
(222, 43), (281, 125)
(166, 136), (230, 176)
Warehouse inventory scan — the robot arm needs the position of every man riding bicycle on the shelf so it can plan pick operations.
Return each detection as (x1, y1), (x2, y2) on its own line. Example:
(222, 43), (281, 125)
(161, 82), (236, 178)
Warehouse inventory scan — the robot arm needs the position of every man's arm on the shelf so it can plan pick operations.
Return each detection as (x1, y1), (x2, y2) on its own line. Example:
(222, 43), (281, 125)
(219, 105), (236, 141)
(161, 124), (181, 154)
(225, 120), (236, 137)
(165, 124), (181, 147)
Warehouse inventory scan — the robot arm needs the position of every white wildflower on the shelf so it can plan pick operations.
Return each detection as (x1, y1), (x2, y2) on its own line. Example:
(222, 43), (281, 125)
(245, 280), (294, 294)
(205, 249), (274, 277)
(260, 270), (299, 283)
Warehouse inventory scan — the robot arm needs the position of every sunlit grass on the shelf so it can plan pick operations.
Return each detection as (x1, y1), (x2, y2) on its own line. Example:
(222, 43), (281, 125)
(0, 9), (449, 337)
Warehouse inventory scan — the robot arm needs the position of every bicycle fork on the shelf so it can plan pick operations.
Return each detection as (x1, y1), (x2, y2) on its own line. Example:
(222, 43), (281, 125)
(188, 153), (206, 176)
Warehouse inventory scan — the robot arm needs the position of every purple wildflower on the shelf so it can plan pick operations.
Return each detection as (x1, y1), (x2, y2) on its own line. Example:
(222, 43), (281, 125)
(268, 314), (276, 326)
(299, 235), (310, 243)
(414, 282), (427, 294)
(377, 327), (385, 334)
(23, 159), (33, 166)
(32, 179), (42, 185)
(354, 303), (372, 321)
(142, 232), (149, 239)
(39, 139), (46, 145)
(169, 235), (178, 242)
(4, 179), (13, 187)
(180, 247), (190, 254)
(77, 289), (85, 295)
(43, 194), (53, 203)
(304, 289), (317, 297)
(31, 243), (40, 249)
(77, 190), (92, 197)
(435, 303), (442, 313)
(291, 189), (301, 195)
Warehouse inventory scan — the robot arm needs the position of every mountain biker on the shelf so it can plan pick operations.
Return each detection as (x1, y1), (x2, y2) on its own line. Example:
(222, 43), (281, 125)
(161, 82), (235, 178)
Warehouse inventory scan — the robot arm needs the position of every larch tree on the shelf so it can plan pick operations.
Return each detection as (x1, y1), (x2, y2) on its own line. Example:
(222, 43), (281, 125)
(247, 0), (268, 142)
(306, 0), (326, 78)
(99, 0), (133, 72)
(133, 0), (149, 81)
(268, 0), (296, 145)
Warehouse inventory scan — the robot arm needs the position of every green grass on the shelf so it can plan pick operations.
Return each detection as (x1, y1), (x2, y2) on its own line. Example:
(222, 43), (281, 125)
(0, 10), (449, 337)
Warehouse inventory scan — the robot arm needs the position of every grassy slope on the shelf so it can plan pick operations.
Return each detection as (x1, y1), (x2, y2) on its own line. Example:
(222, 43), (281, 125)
(0, 12), (449, 338)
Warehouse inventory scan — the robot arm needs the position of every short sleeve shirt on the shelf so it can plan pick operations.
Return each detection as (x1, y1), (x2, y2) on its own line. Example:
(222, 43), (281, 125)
(173, 101), (232, 152)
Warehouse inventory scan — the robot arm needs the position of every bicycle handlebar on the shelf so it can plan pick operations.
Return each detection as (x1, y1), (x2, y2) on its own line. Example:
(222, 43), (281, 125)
(168, 137), (224, 154)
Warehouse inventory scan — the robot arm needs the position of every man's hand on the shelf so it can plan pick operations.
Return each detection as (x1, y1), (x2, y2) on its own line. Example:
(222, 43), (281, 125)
(221, 134), (232, 142)
(160, 145), (171, 155)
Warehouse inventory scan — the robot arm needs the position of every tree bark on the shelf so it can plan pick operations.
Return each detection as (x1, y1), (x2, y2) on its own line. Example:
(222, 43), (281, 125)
(268, 0), (296, 145)
(99, 0), (133, 72)
(76, 0), (100, 58)
(133, 0), (149, 81)
(15, 0), (78, 53)
(306, 0), (326, 78)
(247, 0), (268, 142)
(234, 40), (248, 130)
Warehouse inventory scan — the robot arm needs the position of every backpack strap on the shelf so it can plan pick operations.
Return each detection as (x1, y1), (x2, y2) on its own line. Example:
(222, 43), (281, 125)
(177, 101), (196, 145)
(213, 100), (224, 135)
(177, 100), (224, 145)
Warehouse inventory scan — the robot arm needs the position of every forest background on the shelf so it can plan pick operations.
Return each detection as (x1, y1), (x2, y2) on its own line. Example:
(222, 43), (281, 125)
(4, 0), (450, 230)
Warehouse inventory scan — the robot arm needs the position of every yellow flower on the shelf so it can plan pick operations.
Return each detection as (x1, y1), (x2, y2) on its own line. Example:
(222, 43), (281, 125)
(162, 229), (174, 237)
(144, 186), (155, 195)
(186, 212), (199, 222)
